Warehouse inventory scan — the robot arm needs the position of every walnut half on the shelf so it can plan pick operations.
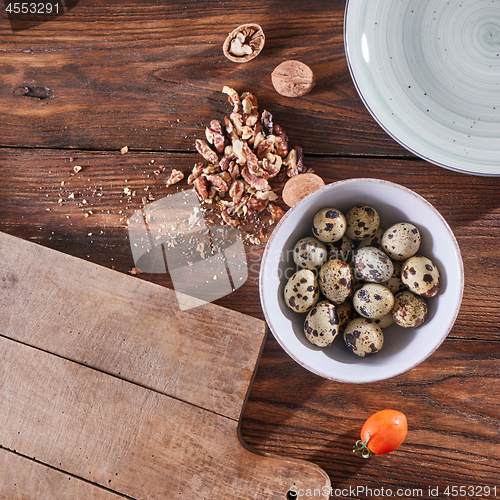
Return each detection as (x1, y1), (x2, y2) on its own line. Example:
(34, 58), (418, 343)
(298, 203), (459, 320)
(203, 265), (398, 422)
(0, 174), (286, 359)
(223, 24), (265, 63)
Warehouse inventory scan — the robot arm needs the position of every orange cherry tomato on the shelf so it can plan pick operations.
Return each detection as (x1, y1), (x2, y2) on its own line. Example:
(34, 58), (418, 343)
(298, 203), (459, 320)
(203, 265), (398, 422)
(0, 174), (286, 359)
(354, 409), (408, 458)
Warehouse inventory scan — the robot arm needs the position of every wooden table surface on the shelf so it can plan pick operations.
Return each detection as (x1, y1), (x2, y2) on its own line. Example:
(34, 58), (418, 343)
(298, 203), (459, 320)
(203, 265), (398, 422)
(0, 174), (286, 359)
(1, 1), (499, 499)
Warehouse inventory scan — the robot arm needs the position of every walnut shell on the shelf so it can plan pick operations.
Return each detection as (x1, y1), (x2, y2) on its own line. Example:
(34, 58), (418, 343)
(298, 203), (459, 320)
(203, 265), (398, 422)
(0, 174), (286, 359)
(223, 24), (265, 63)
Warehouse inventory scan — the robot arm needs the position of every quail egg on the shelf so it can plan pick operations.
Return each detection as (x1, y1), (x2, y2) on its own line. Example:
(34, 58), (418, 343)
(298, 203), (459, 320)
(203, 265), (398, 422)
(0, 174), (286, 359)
(319, 259), (352, 305)
(304, 300), (339, 347)
(392, 291), (428, 328)
(353, 283), (395, 320)
(353, 246), (394, 283)
(382, 261), (406, 294)
(312, 208), (346, 243)
(345, 205), (380, 241)
(336, 300), (356, 333)
(355, 226), (385, 250)
(348, 274), (364, 298)
(284, 269), (319, 313)
(343, 317), (384, 357)
(373, 312), (395, 329)
(382, 223), (421, 260)
(402, 256), (440, 298)
(327, 235), (354, 263)
(293, 236), (327, 270)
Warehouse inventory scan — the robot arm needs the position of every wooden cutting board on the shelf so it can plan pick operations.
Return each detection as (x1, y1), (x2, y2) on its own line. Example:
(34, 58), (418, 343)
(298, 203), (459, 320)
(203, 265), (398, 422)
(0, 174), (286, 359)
(0, 231), (330, 499)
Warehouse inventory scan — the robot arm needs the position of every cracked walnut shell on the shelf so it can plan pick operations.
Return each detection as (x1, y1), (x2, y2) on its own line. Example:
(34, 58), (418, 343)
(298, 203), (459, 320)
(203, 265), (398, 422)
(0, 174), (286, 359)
(223, 24), (265, 63)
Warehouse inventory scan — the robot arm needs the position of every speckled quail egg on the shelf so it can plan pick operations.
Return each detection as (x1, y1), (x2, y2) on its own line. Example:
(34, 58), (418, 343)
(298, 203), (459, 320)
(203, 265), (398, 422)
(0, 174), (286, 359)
(382, 261), (406, 294)
(293, 236), (327, 270)
(336, 300), (356, 333)
(373, 312), (395, 329)
(343, 317), (384, 357)
(402, 256), (440, 298)
(392, 291), (428, 328)
(348, 274), (364, 298)
(345, 205), (380, 241)
(303, 300), (339, 347)
(355, 227), (385, 250)
(382, 223), (421, 260)
(327, 235), (354, 263)
(284, 269), (319, 313)
(312, 208), (347, 243)
(353, 283), (395, 320)
(353, 246), (394, 283)
(319, 259), (353, 305)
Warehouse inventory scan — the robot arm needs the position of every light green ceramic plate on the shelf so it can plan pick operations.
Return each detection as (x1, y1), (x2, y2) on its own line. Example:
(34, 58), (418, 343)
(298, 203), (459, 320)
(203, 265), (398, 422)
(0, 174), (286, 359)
(345, 0), (500, 176)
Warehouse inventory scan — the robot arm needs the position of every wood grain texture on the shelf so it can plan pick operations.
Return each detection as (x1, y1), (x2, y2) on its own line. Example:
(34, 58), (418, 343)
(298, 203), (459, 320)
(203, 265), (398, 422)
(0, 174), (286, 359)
(0, 230), (266, 421)
(1, 149), (499, 342)
(0, 335), (330, 499)
(1, 0), (499, 497)
(0, 0), (407, 156)
(240, 336), (500, 493)
(0, 449), (128, 500)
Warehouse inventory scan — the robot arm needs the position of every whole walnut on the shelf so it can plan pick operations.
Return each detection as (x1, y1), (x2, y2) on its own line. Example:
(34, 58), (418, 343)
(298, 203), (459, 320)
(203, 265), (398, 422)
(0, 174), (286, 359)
(271, 60), (316, 97)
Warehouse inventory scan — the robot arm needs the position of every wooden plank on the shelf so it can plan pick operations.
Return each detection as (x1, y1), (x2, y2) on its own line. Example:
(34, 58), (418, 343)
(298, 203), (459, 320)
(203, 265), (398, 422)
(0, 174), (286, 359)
(0, 336), (330, 499)
(1, 148), (499, 342)
(241, 336), (500, 491)
(0, 449), (128, 500)
(0, 230), (265, 421)
(0, 0), (406, 156)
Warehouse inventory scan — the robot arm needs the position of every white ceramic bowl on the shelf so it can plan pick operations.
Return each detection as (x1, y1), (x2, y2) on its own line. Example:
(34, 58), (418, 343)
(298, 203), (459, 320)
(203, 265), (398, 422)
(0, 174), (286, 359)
(345, 0), (500, 176)
(259, 179), (464, 383)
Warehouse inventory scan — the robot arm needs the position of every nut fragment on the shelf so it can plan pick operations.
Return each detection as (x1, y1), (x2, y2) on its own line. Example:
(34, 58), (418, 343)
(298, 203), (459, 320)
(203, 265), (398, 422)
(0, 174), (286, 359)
(203, 174), (229, 193)
(241, 165), (269, 191)
(223, 24), (265, 63)
(223, 89), (242, 116)
(261, 156), (281, 178)
(268, 203), (285, 221)
(221, 210), (239, 227)
(230, 33), (252, 56)
(274, 124), (289, 157)
(271, 60), (316, 97)
(193, 176), (209, 200)
(284, 146), (306, 177)
(187, 87), (305, 239)
(166, 169), (184, 186)
(247, 197), (267, 213)
(229, 179), (245, 204)
(195, 139), (219, 164)
(205, 120), (226, 154)
(187, 163), (204, 185)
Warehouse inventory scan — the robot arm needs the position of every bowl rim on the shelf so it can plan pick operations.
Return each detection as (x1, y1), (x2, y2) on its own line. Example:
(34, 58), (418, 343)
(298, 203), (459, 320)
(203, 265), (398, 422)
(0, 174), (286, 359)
(259, 177), (464, 383)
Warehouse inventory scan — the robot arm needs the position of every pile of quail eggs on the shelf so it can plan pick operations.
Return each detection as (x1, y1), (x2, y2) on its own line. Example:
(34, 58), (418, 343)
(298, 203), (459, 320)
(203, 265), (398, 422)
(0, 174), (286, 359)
(283, 205), (440, 358)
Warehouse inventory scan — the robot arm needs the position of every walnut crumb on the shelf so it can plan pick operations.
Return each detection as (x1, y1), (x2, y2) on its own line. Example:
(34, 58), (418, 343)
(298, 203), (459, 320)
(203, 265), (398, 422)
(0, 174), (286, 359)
(268, 203), (285, 221)
(129, 267), (143, 275)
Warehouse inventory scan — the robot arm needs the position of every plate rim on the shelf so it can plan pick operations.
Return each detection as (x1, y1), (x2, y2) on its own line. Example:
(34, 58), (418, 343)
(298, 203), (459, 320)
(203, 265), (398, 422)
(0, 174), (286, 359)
(343, 0), (500, 177)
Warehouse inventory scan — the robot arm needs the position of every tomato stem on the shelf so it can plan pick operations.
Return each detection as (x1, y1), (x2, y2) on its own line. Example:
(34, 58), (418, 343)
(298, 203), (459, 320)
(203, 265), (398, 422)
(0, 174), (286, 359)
(353, 432), (372, 458)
